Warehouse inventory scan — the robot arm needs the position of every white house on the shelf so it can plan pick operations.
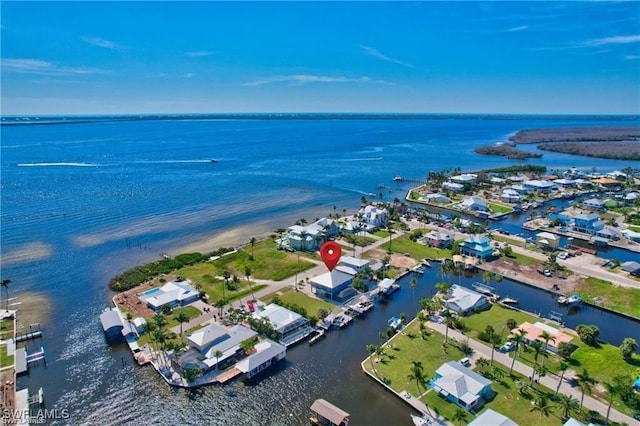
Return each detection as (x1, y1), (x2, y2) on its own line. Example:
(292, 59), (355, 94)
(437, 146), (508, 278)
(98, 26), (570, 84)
(500, 189), (522, 204)
(469, 409), (517, 426)
(358, 205), (388, 229)
(255, 304), (312, 346)
(536, 231), (560, 249)
(451, 174), (477, 185)
(138, 280), (199, 312)
(444, 285), (490, 315)
(461, 197), (489, 212)
(424, 193), (451, 204)
(432, 361), (493, 410)
(424, 230), (453, 248)
(311, 270), (355, 301)
(234, 339), (286, 379)
(443, 182), (464, 193)
(583, 198), (606, 211)
(287, 218), (339, 251)
(524, 180), (556, 193)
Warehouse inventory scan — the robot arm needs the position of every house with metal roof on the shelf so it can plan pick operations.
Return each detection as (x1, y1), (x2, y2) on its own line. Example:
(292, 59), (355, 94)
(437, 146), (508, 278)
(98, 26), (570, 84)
(444, 285), (490, 316)
(431, 361), (493, 411)
(138, 279), (199, 312)
(234, 339), (286, 379)
(469, 409), (517, 426)
(460, 236), (493, 259)
(311, 270), (355, 301)
(572, 213), (605, 235)
(310, 399), (350, 426)
(255, 304), (312, 346)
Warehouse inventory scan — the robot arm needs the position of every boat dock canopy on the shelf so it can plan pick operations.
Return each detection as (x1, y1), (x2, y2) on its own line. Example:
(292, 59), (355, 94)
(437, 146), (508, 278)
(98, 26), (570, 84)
(310, 398), (350, 426)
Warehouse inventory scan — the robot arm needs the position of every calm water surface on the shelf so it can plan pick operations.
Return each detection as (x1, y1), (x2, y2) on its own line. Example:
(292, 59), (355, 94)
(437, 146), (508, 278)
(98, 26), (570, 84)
(1, 115), (639, 425)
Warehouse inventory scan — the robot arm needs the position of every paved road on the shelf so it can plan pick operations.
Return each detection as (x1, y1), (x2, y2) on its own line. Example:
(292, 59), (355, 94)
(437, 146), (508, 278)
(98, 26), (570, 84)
(427, 321), (637, 425)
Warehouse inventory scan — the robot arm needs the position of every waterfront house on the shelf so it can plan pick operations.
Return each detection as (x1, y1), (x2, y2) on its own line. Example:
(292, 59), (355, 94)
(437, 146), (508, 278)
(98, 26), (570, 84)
(595, 228), (618, 241)
(431, 361), (493, 411)
(288, 218), (339, 251)
(424, 230), (453, 248)
(311, 270), (355, 301)
(444, 284), (490, 316)
(424, 193), (452, 204)
(583, 198), (606, 211)
(524, 180), (556, 193)
(512, 322), (572, 353)
(310, 398), (350, 426)
(234, 339), (286, 379)
(443, 182), (464, 193)
(459, 236), (493, 259)
(508, 184), (528, 195)
(536, 231), (560, 249)
(255, 303), (312, 346)
(621, 261), (640, 276)
(500, 189), (522, 204)
(572, 213), (605, 235)
(357, 205), (388, 229)
(468, 409), (517, 426)
(461, 197), (489, 213)
(625, 192), (639, 204)
(451, 174), (477, 185)
(99, 308), (124, 340)
(338, 256), (370, 272)
(552, 178), (576, 189)
(138, 279), (199, 312)
(591, 177), (622, 190)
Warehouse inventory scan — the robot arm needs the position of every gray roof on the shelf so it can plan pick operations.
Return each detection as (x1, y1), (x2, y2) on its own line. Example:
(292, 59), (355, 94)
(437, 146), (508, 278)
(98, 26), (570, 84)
(235, 339), (286, 373)
(99, 309), (123, 331)
(469, 409), (518, 426)
(621, 261), (640, 272)
(310, 399), (350, 425)
(434, 361), (492, 403)
(445, 285), (488, 313)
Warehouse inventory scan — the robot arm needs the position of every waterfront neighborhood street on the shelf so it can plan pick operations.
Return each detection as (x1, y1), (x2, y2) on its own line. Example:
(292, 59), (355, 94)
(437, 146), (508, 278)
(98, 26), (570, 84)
(427, 321), (637, 425)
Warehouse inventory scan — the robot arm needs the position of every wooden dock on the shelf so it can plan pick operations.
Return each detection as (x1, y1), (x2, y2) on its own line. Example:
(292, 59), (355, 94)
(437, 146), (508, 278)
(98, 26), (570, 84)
(216, 367), (243, 384)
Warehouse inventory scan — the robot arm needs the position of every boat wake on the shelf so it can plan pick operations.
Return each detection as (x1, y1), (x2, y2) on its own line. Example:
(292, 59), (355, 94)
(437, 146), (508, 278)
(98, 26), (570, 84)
(338, 157), (383, 162)
(17, 162), (99, 167)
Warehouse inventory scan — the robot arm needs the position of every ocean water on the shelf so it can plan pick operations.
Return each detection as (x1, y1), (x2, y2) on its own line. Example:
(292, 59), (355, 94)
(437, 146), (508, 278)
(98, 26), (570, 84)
(1, 115), (639, 425)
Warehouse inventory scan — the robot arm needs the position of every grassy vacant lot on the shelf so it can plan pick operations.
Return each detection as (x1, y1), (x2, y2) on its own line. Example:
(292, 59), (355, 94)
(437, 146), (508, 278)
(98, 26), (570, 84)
(261, 288), (335, 317)
(490, 234), (526, 247)
(381, 234), (453, 260)
(506, 252), (543, 266)
(364, 320), (593, 425)
(173, 262), (267, 302)
(165, 306), (202, 329)
(373, 230), (390, 238)
(0, 343), (14, 368)
(0, 318), (14, 340)
(574, 277), (640, 318)
(488, 202), (514, 214)
(460, 304), (537, 346)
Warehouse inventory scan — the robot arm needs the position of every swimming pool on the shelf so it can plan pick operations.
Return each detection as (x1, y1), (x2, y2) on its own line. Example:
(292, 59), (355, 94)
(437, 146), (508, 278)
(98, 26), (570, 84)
(140, 288), (160, 298)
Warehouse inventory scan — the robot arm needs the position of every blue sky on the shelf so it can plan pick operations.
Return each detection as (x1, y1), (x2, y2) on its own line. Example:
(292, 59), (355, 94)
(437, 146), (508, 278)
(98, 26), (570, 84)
(1, 1), (639, 115)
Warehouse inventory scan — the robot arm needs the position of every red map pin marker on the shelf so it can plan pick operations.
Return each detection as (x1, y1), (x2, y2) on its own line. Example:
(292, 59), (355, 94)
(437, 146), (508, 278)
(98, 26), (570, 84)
(320, 241), (341, 272)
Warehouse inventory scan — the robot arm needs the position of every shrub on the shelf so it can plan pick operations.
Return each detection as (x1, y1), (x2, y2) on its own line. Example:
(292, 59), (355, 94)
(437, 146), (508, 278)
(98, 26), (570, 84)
(576, 324), (600, 346)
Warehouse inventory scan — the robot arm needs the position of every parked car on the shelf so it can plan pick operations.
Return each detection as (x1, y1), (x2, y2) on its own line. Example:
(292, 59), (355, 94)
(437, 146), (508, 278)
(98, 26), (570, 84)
(500, 341), (516, 352)
(458, 357), (471, 367)
(543, 269), (553, 277)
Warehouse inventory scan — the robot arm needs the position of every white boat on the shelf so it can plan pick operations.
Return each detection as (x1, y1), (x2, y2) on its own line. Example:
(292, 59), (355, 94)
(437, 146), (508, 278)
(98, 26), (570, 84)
(502, 297), (518, 305)
(388, 316), (403, 331)
(566, 293), (582, 306)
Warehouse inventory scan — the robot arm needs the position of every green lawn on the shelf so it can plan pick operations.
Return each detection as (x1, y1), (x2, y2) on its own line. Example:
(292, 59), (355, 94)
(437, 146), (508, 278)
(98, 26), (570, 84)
(574, 277), (640, 318)
(490, 234), (526, 248)
(461, 304), (539, 345)
(165, 306), (202, 329)
(0, 318), (14, 340)
(506, 252), (544, 266)
(0, 343), (14, 368)
(261, 287), (335, 317)
(364, 319), (597, 425)
(381, 235), (453, 260)
(374, 230), (390, 238)
(488, 202), (514, 214)
(628, 225), (640, 233)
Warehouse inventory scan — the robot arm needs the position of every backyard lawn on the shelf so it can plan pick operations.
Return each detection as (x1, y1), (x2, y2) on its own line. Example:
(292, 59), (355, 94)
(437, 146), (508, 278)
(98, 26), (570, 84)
(261, 288), (335, 317)
(381, 235), (453, 260)
(490, 234), (526, 247)
(0, 343), (14, 368)
(488, 202), (514, 214)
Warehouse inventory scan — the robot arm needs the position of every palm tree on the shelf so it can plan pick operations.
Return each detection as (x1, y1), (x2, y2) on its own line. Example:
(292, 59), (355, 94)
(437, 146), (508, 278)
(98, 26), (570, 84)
(222, 270), (230, 304)
(509, 331), (526, 376)
(451, 408), (468, 426)
(485, 327), (499, 365)
(386, 224), (394, 254)
(1, 279), (11, 312)
(214, 350), (223, 370)
(409, 277), (418, 303)
(244, 266), (254, 300)
(407, 361), (425, 397)
(603, 381), (619, 425)
(153, 313), (168, 330)
(555, 361), (570, 396)
(492, 366), (505, 383)
(539, 330), (556, 367)
(554, 393), (579, 420)
(476, 357), (490, 373)
(141, 319), (156, 337)
(366, 344), (379, 376)
(530, 396), (551, 426)
(576, 368), (597, 408)
(299, 230), (310, 252)
(529, 340), (544, 385)
(442, 308), (454, 343)
(249, 237), (257, 260)
(175, 310), (190, 336)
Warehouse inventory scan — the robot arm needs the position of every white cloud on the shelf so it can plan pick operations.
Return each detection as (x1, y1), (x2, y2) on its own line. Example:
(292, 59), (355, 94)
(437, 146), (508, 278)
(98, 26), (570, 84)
(184, 72), (194, 79)
(185, 51), (214, 57)
(81, 36), (121, 50)
(625, 55), (640, 60)
(584, 34), (640, 46)
(243, 74), (393, 87)
(359, 45), (412, 67)
(507, 25), (529, 32)
(1, 58), (110, 76)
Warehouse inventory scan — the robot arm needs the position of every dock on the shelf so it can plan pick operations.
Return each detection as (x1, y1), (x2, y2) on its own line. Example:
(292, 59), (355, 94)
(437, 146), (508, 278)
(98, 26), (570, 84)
(216, 367), (243, 384)
(309, 329), (326, 345)
(15, 324), (43, 342)
(310, 398), (350, 426)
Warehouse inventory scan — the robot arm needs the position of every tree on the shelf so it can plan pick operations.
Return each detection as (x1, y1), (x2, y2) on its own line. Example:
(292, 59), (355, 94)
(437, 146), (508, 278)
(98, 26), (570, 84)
(557, 341), (574, 359)
(576, 324), (600, 346)
(529, 340), (544, 385)
(249, 237), (257, 260)
(576, 368), (597, 408)
(435, 281), (451, 294)
(1, 279), (11, 312)
(530, 396), (551, 426)
(407, 361), (425, 398)
(509, 330), (526, 376)
(442, 309), (454, 343)
(451, 408), (468, 426)
(214, 350), (223, 369)
(175, 310), (190, 336)
(603, 381), (619, 425)
(299, 229), (310, 252)
(553, 393), (579, 420)
(506, 318), (517, 331)
(153, 313), (168, 330)
(222, 270), (231, 305)
(366, 344), (379, 376)
(492, 366), (505, 383)
(619, 337), (637, 360)
(183, 367), (200, 383)
(476, 357), (490, 373)
(555, 360), (570, 396)
(244, 265), (255, 300)
(539, 330), (556, 367)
